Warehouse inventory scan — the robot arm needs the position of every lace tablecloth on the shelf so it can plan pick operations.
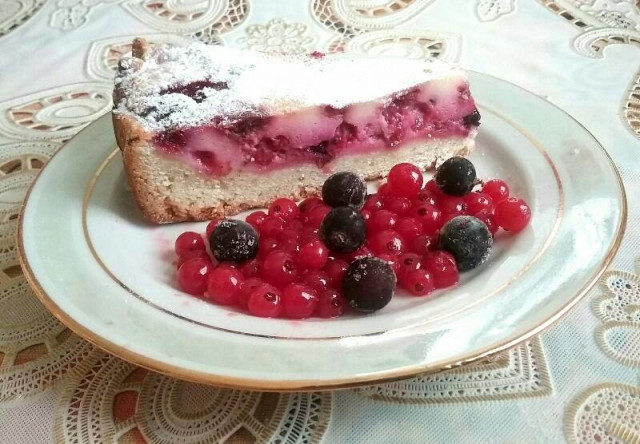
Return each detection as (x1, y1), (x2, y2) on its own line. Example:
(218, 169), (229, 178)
(0, 1), (639, 443)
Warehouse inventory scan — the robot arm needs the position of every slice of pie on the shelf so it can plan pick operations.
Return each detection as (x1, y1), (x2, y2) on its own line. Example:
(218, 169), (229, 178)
(112, 38), (481, 224)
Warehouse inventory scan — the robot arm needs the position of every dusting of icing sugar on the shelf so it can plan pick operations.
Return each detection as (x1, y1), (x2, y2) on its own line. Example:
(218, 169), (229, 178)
(113, 42), (467, 131)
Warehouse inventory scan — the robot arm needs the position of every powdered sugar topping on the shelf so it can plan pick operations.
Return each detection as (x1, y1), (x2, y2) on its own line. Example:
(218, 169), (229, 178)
(113, 42), (466, 131)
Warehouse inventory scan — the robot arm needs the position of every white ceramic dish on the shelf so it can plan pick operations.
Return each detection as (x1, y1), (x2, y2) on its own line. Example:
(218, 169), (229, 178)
(18, 73), (626, 390)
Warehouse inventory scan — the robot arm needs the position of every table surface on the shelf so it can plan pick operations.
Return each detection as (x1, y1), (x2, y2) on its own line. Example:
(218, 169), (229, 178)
(0, 1), (639, 443)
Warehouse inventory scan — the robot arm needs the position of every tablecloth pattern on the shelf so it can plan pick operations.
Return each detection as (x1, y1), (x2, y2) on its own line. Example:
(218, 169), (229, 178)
(0, 1), (638, 443)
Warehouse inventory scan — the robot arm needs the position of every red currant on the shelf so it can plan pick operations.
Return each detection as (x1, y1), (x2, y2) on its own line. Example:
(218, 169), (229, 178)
(412, 203), (443, 234)
(260, 216), (286, 238)
(279, 228), (300, 243)
(176, 250), (211, 269)
(482, 179), (509, 202)
(362, 195), (384, 213)
(298, 240), (329, 270)
(440, 196), (467, 216)
(245, 211), (267, 230)
(342, 245), (372, 263)
(475, 209), (499, 235)
(304, 204), (331, 228)
(377, 182), (393, 200)
(369, 230), (405, 256)
(177, 257), (212, 295)
(397, 252), (422, 285)
(206, 267), (244, 305)
(464, 192), (494, 215)
(298, 196), (323, 213)
(300, 227), (320, 244)
(302, 270), (331, 294)
(494, 197), (531, 232)
(396, 217), (423, 242)
(388, 163), (423, 198)
(384, 197), (412, 217)
(325, 258), (349, 286)
(425, 179), (445, 198)
(402, 269), (435, 296)
(360, 209), (372, 222)
(410, 234), (438, 256)
(240, 258), (259, 278)
(259, 251), (299, 288)
(238, 277), (263, 308)
(258, 238), (279, 258)
(175, 232), (205, 256)
(415, 189), (438, 206)
(423, 251), (459, 289)
(248, 283), (283, 318)
(282, 284), (318, 319)
(288, 219), (304, 232)
(269, 198), (299, 223)
(377, 253), (400, 275)
(316, 289), (346, 318)
(369, 210), (398, 234)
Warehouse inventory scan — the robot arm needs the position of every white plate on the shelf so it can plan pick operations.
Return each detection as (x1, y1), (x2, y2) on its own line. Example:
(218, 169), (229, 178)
(18, 73), (626, 390)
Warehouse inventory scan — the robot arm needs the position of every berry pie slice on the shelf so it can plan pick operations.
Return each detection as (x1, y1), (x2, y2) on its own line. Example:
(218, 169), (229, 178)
(112, 38), (481, 223)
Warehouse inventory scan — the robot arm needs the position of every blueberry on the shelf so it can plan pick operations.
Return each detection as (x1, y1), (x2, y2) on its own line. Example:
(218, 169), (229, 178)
(439, 216), (492, 271)
(209, 219), (259, 262)
(319, 207), (366, 253)
(463, 109), (481, 127)
(435, 157), (476, 196)
(322, 172), (367, 209)
(343, 257), (396, 313)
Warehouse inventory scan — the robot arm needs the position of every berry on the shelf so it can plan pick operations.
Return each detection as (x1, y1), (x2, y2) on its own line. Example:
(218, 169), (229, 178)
(176, 250), (211, 269)
(425, 179), (444, 197)
(246, 211), (267, 230)
(494, 197), (531, 232)
(342, 245), (373, 263)
(259, 251), (299, 288)
(260, 216), (286, 238)
(175, 231), (205, 256)
(360, 209), (372, 222)
(206, 267), (244, 305)
(423, 251), (459, 289)
(319, 207), (366, 253)
(362, 194), (385, 213)
(206, 220), (220, 239)
(435, 157), (476, 196)
(412, 203), (443, 234)
(402, 269), (435, 296)
(343, 257), (396, 313)
(302, 271), (331, 294)
(268, 198), (299, 222)
(282, 284), (318, 319)
(177, 258), (213, 295)
(248, 283), (283, 318)
(325, 258), (349, 286)
(397, 252), (422, 284)
(317, 290), (346, 318)
(384, 196), (412, 217)
(279, 228), (300, 243)
(377, 253), (400, 274)
(396, 217), (423, 242)
(238, 277), (263, 308)
(439, 216), (493, 271)
(388, 163), (423, 198)
(240, 258), (259, 278)
(440, 196), (467, 216)
(298, 240), (329, 270)
(369, 210), (398, 234)
(209, 220), (259, 262)
(475, 209), (499, 235)
(288, 219), (304, 232)
(464, 192), (494, 215)
(377, 182), (393, 200)
(258, 237), (279, 257)
(300, 227), (319, 244)
(322, 172), (367, 209)
(415, 189), (437, 206)
(304, 204), (331, 228)
(299, 197), (323, 213)
(410, 234), (437, 256)
(482, 179), (509, 202)
(369, 230), (405, 256)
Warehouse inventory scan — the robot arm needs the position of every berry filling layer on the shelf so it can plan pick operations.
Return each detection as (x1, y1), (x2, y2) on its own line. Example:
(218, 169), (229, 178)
(153, 80), (480, 176)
